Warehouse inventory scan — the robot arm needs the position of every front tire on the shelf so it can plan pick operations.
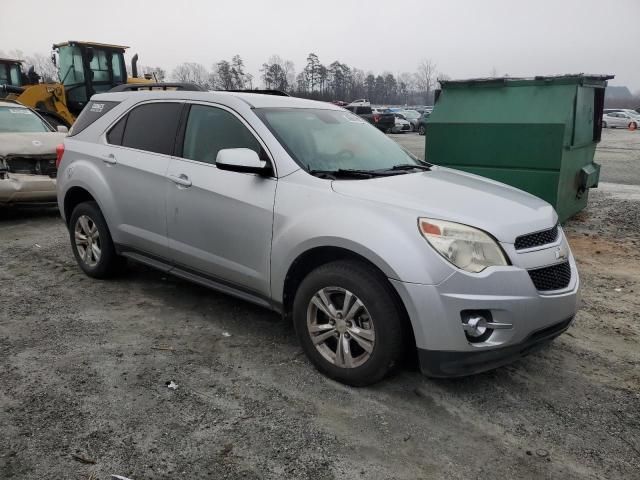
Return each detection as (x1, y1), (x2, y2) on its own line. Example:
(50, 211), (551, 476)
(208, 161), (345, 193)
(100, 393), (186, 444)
(602, 121), (607, 129)
(293, 261), (404, 386)
(418, 125), (426, 136)
(69, 201), (124, 278)
(629, 122), (638, 131)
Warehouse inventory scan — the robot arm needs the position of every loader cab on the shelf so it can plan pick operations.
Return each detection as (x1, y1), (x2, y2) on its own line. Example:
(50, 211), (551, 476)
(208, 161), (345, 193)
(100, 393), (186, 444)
(53, 41), (128, 115)
(0, 58), (24, 88)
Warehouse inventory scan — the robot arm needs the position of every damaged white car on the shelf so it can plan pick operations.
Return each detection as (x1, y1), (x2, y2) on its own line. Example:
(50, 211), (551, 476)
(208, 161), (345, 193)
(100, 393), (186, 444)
(0, 101), (67, 204)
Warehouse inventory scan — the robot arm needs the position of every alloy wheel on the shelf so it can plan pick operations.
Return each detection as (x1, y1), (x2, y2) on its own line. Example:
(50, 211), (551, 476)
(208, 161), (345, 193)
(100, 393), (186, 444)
(74, 215), (101, 267)
(306, 287), (375, 368)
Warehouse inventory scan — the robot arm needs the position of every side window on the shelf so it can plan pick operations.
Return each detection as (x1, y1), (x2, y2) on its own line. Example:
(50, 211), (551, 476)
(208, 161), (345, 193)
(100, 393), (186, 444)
(182, 105), (261, 165)
(106, 114), (127, 145)
(70, 100), (119, 136)
(121, 102), (182, 155)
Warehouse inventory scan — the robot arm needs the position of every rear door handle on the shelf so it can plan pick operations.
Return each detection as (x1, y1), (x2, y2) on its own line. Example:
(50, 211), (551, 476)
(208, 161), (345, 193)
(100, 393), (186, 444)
(102, 153), (117, 165)
(168, 173), (192, 187)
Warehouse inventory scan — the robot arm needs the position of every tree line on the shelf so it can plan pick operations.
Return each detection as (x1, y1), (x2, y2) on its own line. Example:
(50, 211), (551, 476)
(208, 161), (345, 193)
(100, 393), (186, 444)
(171, 53), (443, 105)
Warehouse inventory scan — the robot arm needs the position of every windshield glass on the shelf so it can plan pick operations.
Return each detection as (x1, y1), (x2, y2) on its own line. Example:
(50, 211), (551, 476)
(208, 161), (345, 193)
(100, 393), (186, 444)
(57, 45), (85, 86)
(256, 108), (423, 173)
(0, 107), (51, 133)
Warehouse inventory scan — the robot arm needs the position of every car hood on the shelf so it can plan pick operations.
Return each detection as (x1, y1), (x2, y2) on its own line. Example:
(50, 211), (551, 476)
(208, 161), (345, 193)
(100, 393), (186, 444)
(0, 132), (66, 157)
(331, 167), (557, 243)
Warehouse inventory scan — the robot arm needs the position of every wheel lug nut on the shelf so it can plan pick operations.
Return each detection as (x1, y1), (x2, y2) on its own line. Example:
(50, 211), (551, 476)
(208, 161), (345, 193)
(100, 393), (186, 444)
(334, 332), (340, 337)
(345, 333), (350, 339)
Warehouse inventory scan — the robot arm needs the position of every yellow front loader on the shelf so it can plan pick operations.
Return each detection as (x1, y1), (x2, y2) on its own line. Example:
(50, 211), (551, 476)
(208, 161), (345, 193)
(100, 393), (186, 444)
(1, 41), (152, 127)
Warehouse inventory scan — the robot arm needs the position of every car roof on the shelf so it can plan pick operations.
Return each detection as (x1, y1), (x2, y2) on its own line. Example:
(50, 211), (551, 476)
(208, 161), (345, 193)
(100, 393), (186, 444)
(91, 90), (343, 110)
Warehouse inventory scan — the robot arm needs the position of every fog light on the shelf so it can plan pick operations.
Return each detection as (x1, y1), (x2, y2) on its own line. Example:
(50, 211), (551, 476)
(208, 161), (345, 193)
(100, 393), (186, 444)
(465, 315), (488, 337)
(461, 310), (513, 343)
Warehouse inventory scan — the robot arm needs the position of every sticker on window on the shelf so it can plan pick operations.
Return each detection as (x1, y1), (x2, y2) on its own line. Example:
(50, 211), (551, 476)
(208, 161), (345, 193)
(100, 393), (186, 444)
(90, 103), (105, 113)
(9, 108), (33, 115)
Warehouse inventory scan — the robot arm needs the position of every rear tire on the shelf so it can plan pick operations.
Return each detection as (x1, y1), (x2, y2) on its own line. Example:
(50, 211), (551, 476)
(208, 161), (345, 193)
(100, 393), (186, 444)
(602, 121), (607, 128)
(69, 201), (125, 278)
(293, 260), (404, 386)
(419, 125), (426, 136)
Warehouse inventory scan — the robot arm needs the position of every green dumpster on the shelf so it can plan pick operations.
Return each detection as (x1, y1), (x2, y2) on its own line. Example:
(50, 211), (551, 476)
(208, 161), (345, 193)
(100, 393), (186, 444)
(425, 74), (614, 222)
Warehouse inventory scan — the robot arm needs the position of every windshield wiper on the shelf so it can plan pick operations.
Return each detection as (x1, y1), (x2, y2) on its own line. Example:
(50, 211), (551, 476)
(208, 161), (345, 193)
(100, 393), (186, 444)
(386, 163), (432, 172)
(308, 168), (391, 179)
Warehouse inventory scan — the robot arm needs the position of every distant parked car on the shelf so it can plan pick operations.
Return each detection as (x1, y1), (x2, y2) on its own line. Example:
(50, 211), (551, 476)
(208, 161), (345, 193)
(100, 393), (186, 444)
(0, 100), (67, 204)
(417, 111), (431, 136)
(400, 110), (421, 131)
(344, 105), (396, 132)
(602, 111), (639, 129)
(392, 113), (411, 133)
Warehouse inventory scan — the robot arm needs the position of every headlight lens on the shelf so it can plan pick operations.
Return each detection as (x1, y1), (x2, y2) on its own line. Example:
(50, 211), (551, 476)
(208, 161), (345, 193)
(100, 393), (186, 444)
(418, 218), (509, 273)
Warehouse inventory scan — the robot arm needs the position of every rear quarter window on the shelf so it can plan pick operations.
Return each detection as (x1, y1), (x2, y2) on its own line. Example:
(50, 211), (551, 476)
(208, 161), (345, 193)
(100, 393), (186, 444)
(70, 100), (119, 136)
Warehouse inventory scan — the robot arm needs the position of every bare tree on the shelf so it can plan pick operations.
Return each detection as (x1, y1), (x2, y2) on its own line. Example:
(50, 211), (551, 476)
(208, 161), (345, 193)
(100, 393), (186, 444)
(24, 53), (58, 82)
(171, 62), (210, 88)
(415, 59), (437, 104)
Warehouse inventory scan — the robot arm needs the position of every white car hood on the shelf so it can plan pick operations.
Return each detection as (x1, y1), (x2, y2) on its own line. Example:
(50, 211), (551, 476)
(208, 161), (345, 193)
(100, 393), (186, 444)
(331, 167), (557, 243)
(0, 132), (66, 157)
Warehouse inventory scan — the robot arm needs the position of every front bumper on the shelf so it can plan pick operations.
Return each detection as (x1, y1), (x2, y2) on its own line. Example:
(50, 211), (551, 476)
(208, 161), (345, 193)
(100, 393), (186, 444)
(417, 316), (574, 377)
(0, 173), (57, 204)
(390, 234), (580, 377)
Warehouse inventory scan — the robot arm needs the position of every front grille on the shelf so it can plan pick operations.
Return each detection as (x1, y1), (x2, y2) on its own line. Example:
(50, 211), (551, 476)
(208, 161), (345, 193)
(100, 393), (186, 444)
(515, 224), (559, 250)
(6, 156), (57, 177)
(528, 261), (571, 291)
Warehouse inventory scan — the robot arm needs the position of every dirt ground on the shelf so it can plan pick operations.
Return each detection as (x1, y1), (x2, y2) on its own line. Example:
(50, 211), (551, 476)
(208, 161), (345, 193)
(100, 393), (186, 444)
(1, 131), (639, 479)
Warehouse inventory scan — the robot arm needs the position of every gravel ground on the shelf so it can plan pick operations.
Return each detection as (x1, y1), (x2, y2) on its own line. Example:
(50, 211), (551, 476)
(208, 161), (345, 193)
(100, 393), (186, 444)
(1, 136), (639, 479)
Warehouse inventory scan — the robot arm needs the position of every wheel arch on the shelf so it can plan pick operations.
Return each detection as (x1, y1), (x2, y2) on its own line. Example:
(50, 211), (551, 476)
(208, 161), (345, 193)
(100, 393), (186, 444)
(63, 186), (97, 226)
(280, 245), (417, 353)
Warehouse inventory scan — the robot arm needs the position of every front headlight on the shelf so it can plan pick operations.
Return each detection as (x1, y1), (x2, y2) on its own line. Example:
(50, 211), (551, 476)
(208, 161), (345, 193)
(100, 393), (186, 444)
(418, 218), (509, 273)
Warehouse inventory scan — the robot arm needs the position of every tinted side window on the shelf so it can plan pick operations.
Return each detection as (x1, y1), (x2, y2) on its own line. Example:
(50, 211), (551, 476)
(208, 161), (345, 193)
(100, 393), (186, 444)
(70, 100), (119, 136)
(182, 105), (261, 165)
(121, 103), (182, 155)
(106, 114), (127, 145)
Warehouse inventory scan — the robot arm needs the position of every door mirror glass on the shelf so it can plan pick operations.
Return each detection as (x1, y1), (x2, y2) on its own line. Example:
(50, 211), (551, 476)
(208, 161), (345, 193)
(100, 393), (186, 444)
(216, 148), (267, 174)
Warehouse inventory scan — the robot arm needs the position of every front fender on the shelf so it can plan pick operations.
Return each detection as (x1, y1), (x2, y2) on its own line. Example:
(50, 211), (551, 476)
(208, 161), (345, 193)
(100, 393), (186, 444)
(270, 175), (454, 303)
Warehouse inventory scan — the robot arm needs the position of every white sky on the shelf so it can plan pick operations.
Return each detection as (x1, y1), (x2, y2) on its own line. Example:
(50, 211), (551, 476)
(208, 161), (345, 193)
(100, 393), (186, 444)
(1, 0), (638, 91)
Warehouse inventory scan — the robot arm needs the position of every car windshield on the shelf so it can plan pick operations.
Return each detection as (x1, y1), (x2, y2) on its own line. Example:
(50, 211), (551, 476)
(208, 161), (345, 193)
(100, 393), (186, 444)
(0, 106), (51, 133)
(256, 108), (424, 174)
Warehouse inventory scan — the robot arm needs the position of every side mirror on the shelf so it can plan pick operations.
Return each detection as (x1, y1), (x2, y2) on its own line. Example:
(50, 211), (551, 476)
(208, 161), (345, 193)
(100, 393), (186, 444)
(216, 148), (268, 174)
(57, 125), (69, 133)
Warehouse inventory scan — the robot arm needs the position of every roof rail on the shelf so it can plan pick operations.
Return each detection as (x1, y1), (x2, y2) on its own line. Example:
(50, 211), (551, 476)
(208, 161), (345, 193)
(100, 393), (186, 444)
(223, 89), (290, 97)
(108, 82), (205, 92)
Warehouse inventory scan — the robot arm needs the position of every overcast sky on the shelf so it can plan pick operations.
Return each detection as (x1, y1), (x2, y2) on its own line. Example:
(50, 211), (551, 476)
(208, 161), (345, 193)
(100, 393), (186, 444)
(2, 0), (638, 92)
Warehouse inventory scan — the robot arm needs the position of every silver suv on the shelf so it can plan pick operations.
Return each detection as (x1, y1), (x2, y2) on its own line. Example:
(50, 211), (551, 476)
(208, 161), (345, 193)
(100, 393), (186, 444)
(56, 90), (579, 386)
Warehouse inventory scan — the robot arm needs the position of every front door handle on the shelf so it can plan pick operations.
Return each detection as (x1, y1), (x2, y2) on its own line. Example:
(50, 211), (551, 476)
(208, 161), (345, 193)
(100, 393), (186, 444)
(102, 153), (117, 165)
(168, 173), (192, 187)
